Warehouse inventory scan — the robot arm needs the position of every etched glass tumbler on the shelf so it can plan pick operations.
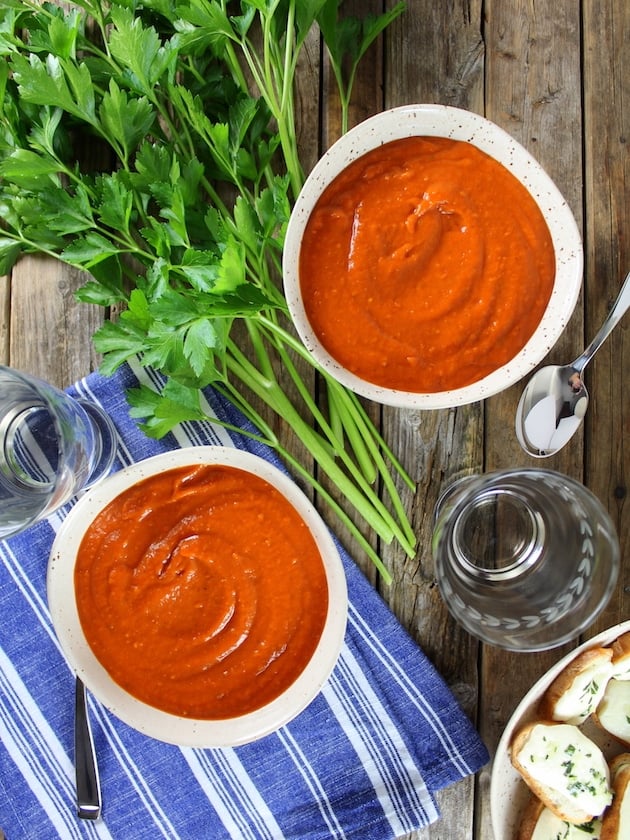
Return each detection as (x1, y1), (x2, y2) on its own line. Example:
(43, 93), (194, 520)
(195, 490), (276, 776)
(0, 366), (117, 539)
(432, 468), (620, 651)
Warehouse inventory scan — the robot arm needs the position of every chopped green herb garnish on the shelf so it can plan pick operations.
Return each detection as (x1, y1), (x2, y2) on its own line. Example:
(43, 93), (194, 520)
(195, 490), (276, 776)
(580, 678), (599, 701)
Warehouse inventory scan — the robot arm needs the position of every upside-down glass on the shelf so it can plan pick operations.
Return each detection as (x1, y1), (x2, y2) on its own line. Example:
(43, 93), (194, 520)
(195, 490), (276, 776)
(0, 366), (117, 539)
(432, 468), (620, 652)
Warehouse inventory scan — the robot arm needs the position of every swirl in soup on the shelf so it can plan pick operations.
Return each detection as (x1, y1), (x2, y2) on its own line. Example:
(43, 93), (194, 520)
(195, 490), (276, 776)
(74, 464), (329, 719)
(299, 136), (555, 392)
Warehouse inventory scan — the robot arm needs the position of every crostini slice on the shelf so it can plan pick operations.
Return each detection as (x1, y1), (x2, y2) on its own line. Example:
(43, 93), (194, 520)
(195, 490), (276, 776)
(538, 647), (614, 725)
(609, 632), (630, 681)
(510, 722), (613, 824)
(594, 679), (630, 748)
(600, 753), (630, 840)
(516, 794), (602, 839)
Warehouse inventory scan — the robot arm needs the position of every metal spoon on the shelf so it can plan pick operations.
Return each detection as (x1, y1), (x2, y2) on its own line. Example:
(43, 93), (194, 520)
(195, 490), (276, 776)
(516, 268), (630, 457)
(75, 677), (101, 820)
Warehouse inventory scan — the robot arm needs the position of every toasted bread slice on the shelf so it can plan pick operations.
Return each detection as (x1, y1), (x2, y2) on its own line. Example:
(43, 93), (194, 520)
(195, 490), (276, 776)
(517, 794), (603, 839)
(510, 722), (612, 823)
(600, 753), (630, 839)
(609, 752), (630, 777)
(538, 647), (614, 725)
(609, 632), (630, 681)
(594, 679), (630, 747)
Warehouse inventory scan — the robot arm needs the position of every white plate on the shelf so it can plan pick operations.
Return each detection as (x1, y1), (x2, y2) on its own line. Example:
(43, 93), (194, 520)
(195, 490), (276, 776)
(490, 620), (630, 838)
(283, 103), (583, 409)
(47, 446), (348, 747)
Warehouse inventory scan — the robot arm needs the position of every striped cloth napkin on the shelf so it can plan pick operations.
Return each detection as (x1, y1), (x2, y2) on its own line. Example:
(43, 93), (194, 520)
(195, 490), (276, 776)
(0, 362), (489, 840)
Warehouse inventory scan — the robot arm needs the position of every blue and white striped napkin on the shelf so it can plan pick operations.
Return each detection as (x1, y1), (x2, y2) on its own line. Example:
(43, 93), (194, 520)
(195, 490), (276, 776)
(0, 363), (489, 839)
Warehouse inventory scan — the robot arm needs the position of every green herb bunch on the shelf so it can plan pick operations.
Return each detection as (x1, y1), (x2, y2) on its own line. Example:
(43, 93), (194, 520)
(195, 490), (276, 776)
(0, 0), (413, 580)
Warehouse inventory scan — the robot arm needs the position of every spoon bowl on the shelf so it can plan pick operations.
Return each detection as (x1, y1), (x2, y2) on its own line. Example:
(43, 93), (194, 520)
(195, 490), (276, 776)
(516, 269), (630, 457)
(515, 364), (589, 456)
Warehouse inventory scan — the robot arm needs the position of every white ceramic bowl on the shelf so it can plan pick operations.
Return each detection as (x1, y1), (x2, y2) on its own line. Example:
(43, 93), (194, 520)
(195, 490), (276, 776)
(283, 104), (583, 409)
(47, 446), (347, 747)
(490, 621), (630, 838)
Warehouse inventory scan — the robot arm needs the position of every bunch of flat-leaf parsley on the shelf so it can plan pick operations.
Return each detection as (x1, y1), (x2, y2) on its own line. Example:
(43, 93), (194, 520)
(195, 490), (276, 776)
(0, 0), (413, 580)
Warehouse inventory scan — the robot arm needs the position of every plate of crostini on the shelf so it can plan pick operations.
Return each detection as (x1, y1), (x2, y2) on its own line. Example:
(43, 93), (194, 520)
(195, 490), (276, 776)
(490, 621), (630, 839)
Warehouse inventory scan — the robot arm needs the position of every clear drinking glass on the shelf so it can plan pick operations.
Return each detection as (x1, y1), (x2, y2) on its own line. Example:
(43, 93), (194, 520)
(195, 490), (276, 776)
(432, 468), (620, 652)
(0, 366), (117, 539)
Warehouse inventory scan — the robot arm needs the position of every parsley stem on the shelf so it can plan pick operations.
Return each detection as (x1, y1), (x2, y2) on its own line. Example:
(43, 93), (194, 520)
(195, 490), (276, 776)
(326, 382), (378, 486)
(277, 446), (393, 585)
(253, 316), (416, 553)
(254, 314), (416, 489)
(224, 343), (397, 547)
(226, 328), (416, 558)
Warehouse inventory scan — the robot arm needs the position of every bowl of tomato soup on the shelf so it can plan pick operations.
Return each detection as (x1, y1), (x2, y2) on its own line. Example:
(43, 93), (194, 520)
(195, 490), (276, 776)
(283, 104), (582, 408)
(47, 447), (347, 747)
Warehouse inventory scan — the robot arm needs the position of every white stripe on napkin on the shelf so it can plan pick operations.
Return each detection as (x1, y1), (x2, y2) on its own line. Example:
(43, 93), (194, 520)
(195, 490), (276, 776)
(182, 747), (284, 840)
(0, 650), (111, 840)
(348, 605), (475, 777)
(276, 726), (348, 839)
(11, 421), (53, 484)
(337, 647), (436, 823)
(322, 645), (438, 834)
(0, 540), (59, 649)
(87, 701), (181, 840)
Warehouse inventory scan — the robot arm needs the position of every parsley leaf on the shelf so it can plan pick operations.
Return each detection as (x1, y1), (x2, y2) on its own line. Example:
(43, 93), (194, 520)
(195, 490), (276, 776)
(0, 0), (416, 579)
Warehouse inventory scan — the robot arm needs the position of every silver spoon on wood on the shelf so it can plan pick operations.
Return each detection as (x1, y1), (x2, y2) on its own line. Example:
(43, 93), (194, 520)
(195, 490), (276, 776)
(515, 268), (630, 457)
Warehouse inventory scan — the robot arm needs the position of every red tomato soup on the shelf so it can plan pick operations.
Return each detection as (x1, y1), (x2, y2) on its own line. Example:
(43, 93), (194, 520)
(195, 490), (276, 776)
(299, 136), (556, 392)
(74, 464), (329, 719)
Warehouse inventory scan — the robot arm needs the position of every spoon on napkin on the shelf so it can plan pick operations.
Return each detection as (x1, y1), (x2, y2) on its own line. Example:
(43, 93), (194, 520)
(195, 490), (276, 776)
(75, 677), (101, 819)
(515, 268), (630, 457)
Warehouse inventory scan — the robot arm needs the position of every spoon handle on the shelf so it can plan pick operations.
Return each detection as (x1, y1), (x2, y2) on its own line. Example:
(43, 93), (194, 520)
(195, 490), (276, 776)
(572, 269), (630, 373)
(75, 677), (101, 820)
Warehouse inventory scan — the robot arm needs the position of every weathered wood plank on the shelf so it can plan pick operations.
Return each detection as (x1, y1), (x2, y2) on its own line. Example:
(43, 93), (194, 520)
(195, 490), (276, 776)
(582, 0), (630, 634)
(7, 255), (103, 386)
(483, 0), (585, 477)
(479, 2), (585, 837)
(317, 0), (386, 584)
(381, 3), (486, 838)
(386, 0), (485, 112)
(0, 274), (9, 364)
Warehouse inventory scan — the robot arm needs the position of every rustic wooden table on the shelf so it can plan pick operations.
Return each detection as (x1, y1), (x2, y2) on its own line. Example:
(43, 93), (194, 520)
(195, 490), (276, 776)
(2, 2), (629, 838)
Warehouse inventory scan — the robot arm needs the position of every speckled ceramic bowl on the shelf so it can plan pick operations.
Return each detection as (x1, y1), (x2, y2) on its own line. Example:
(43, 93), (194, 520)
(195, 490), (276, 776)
(283, 104), (583, 409)
(47, 446), (348, 748)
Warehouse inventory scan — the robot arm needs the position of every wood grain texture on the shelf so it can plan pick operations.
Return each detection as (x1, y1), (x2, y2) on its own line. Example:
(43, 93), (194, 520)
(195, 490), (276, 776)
(380, 3), (487, 838)
(483, 0), (584, 478)
(582, 0), (630, 633)
(6, 256), (102, 386)
(0, 274), (9, 364)
(477, 4), (586, 837)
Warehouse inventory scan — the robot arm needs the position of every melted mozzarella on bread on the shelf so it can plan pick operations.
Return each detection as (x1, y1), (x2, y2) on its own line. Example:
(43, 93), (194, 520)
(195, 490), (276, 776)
(597, 679), (630, 744)
(551, 661), (614, 724)
(532, 808), (602, 839)
(518, 724), (612, 818)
